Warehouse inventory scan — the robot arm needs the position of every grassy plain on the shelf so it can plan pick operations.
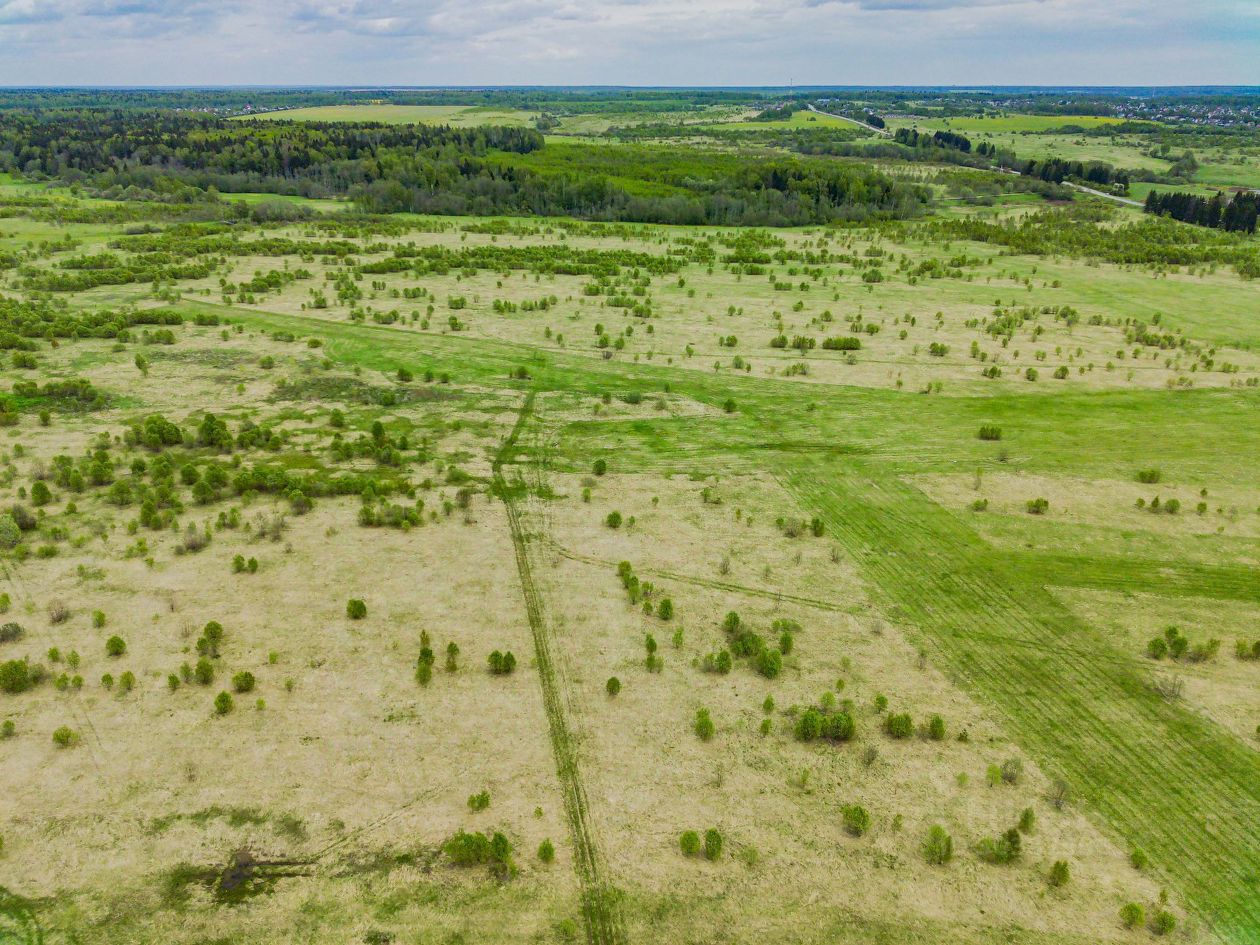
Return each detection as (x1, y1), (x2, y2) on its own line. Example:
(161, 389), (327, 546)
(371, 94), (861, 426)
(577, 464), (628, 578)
(2, 171), (1260, 945)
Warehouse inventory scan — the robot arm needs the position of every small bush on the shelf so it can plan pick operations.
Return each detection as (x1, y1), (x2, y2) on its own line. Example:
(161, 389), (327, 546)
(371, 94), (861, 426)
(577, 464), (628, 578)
(841, 805), (870, 837)
(488, 650), (517, 675)
(977, 827), (1021, 864)
(977, 425), (1002, 441)
(105, 635), (126, 657)
(1120, 902), (1145, 929)
(214, 691), (234, 715)
(1025, 497), (1049, 515)
(538, 838), (555, 864)
(1136, 468), (1161, 484)
(605, 676), (621, 697)
(194, 658), (215, 685)
(605, 511), (623, 529)
(467, 790), (491, 812)
(923, 825), (953, 865)
(1048, 859), (1070, 887)
(885, 713), (913, 739)
(1151, 911), (1176, 936)
(926, 714), (946, 740)
(679, 830), (701, 856)
(694, 708), (715, 741)
(232, 671), (256, 693)
(52, 725), (78, 748)
(703, 828), (723, 860)
(346, 599), (367, 620)
(0, 622), (24, 644)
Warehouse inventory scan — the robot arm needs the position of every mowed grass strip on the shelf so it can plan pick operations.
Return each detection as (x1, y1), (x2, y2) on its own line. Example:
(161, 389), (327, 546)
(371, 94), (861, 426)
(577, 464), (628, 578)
(780, 459), (1260, 942)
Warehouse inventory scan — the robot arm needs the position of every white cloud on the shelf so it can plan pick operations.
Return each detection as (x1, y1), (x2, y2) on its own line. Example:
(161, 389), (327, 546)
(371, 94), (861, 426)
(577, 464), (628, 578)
(0, 0), (1251, 85)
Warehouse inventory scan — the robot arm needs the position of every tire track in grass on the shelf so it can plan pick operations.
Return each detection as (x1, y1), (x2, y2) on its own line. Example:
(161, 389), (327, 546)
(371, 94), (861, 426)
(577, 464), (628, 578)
(494, 391), (627, 945)
(780, 457), (1260, 944)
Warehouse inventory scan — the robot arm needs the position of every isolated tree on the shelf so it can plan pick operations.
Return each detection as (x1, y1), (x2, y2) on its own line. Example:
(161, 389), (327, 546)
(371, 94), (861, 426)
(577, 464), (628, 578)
(923, 825), (953, 865)
(346, 599), (367, 620)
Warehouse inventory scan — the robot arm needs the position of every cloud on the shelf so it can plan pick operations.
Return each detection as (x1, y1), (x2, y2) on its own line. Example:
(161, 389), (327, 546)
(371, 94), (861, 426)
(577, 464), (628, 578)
(0, 0), (1251, 85)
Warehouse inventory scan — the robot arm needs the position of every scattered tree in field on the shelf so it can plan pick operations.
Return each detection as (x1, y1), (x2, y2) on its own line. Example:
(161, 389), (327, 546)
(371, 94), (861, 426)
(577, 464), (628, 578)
(105, 635), (126, 657)
(977, 827), (1021, 864)
(1026, 497), (1049, 515)
(1152, 911), (1176, 936)
(694, 708), (715, 741)
(488, 650), (517, 675)
(0, 719), (14, 739)
(885, 713), (913, 739)
(657, 598), (673, 621)
(593, 459), (607, 476)
(605, 511), (623, 529)
(679, 831), (701, 856)
(606, 676), (621, 697)
(1130, 848), (1149, 871)
(703, 828), (723, 860)
(926, 714), (946, 740)
(1137, 468), (1161, 484)
(52, 725), (78, 748)
(1048, 859), (1070, 887)
(214, 691), (234, 715)
(1018, 807), (1036, 834)
(538, 838), (555, 864)
(841, 805), (870, 837)
(1120, 903), (1145, 929)
(194, 658), (215, 686)
(923, 825), (953, 865)
(467, 790), (491, 812)
(1000, 757), (1024, 784)
(978, 425), (1002, 441)
(346, 599), (367, 620)
(232, 671), (255, 693)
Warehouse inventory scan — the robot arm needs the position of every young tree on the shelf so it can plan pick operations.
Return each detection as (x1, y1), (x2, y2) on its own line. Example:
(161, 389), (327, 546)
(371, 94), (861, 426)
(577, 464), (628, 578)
(923, 825), (953, 865)
(214, 691), (234, 715)
(606, 676), (621, 697)
(346, 599), (367, 620)
(679, 831), (701, 856)
(703, 828), (723, 860)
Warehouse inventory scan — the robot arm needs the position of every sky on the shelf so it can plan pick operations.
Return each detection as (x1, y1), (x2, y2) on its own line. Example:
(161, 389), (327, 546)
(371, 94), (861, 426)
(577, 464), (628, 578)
(0, 0), (1256, 87)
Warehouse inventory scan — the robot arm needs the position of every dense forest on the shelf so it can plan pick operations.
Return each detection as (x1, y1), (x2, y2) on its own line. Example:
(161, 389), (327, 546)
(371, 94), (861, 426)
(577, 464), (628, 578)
(0, 111), (928, 226)
(1144, 190), (1260, 233)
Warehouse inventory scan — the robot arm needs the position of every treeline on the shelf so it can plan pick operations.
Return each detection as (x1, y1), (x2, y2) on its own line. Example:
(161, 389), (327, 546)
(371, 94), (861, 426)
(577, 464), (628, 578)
(893, 128), (987, 154)
(1018, 157), (1130, 188)
(1144, 190), (1259, 233)
(0, 112), (927, 227)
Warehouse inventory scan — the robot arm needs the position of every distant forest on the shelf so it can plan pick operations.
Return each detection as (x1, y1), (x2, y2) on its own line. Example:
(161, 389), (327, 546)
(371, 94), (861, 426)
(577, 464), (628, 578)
(0, 112), (929, 226)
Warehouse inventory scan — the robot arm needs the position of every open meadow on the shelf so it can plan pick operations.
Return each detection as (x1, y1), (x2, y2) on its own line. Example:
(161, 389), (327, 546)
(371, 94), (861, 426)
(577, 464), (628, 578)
(2, 88), (1260, 945)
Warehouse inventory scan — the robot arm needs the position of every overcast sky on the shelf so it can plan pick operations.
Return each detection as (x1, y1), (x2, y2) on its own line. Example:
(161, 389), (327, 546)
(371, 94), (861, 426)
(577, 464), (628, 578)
(0, 0), (1255, 87)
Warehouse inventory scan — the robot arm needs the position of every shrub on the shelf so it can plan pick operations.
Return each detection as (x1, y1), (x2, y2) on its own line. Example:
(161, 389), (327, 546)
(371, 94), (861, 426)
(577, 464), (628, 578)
(0, 719), (13, 739)
(605, 511), (623, 529)
(841, 805), (870, 837)
(0, 622), (23, 644)
(923, 825), (953, 865)
(703, 828), (723, 860)
(214, 691), (234, 715)
(30, 481), (52, 507)
(0, 515), (19, 549)
(538, 838), (555, 864)
(1025, 497), (1049, 515)
(694, 708), (715, 741)
(1018, 807), (1036, 833)
(1151, 911), (1176, 936)
(977, 827), (1021, 864)
(193, 658), (215, 685)
(232, 671), (255, 693)
(679, 831), (701, 856)
(755, 648), (782, 679)
(0, 659), (35, 694)
(885, 713), (913, 739)
(657, 598), (673, 621)
(52, 725), (78, 748)
(977, 425), (1002, 441)
(346, 599), (367, 620)
(119, 670), (135, 692)
(1120, 903), (1145, 929)
(1048, 859), (1070, 887)
(1137, 468), (1161, 484)
(593, 459), (607, 476)
(606, 676), (621, 697)
(1129, 847), (1149, 870)
(467, 790), (490, 812)
(926, 714), (946, 740)
(488, 650), (517, 675)
(105, 635), (126, 657)
(1000, 757), (1024, 784)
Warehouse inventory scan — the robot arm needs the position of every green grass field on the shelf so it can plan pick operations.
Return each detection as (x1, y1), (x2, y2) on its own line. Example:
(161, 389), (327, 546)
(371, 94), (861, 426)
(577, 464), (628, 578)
(3, 107), (1260, 945)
